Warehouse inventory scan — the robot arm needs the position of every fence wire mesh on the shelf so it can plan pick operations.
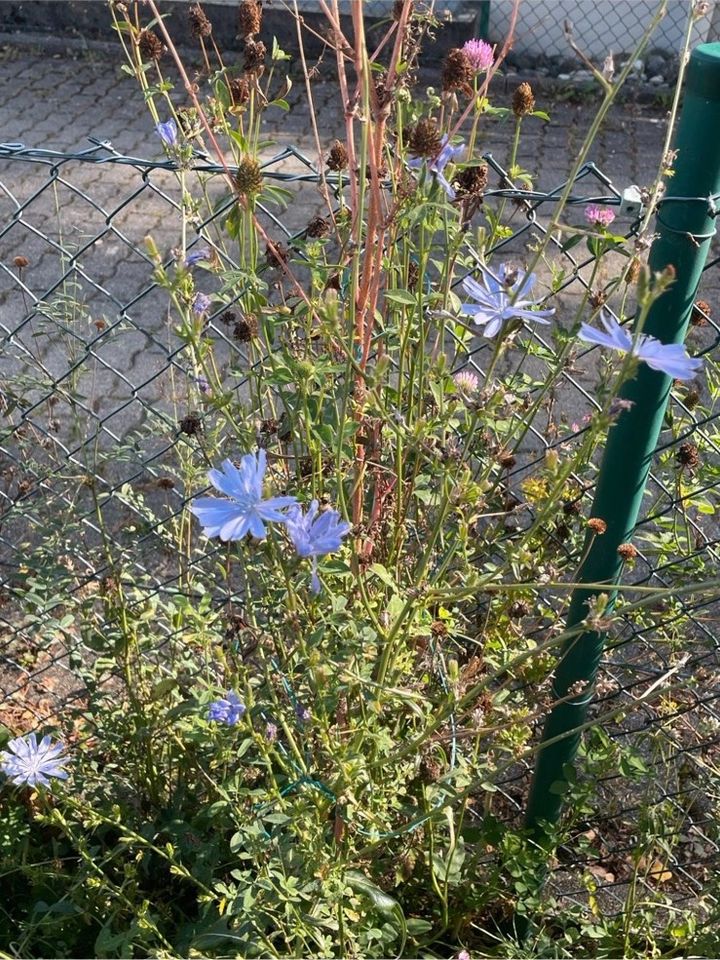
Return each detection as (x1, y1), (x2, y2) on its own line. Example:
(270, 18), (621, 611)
(0, 134), (718, 922)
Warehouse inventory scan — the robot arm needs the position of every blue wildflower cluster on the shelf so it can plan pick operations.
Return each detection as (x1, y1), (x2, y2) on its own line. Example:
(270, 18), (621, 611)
(190, 449), (350, 594)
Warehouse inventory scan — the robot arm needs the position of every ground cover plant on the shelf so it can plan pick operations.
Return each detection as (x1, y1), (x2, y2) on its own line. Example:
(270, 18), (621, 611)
(1, 0), (719, 956)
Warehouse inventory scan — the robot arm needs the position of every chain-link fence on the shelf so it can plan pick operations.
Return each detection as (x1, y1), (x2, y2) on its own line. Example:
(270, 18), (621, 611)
(0, 130), (718, 925)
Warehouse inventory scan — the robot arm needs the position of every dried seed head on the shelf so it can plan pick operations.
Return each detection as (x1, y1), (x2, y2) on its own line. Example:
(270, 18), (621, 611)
(498, 451), (516, 469)
(179, 412), (203, 436)
(684, 387), (700, 410)
(229, 75), (251, 105)
(562, 499), (582, 515)
(419, 754), (443, 783)
(408, 117), (442, 158)
(587, 517), (607, 535)
(442, 48), (473, 93)
(243, 37), (266, 73)
(189, 3), (212, 38)
(617, 543), (638, 560)
(156, 476), (175, 490)
(407, 260), (420, 291)
(265, 241), (289, 267)
(512, 81), (535, 117)
(326, 139), (349, 171)
(236, 156), (263, 196)
(306, 215), (330, 239)
(626, 257), (642, 284)
(430, 620), (448, 637)
(509, 600), (530, 619)
(676, 441), (700, 469)
(454, 163), (488, 199)
(589, 290), (607, 309)
(238, 0), (262, 38)
(13, 255), (29, 269)
(220, 309), (237, 325)
(691, 299), (711, 326)
(138, 28), (164, 61)
(233, 314), (259, 341)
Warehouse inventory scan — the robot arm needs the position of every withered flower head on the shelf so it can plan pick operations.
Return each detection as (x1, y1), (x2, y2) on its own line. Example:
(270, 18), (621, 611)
(238, 0), (262, 38)
(189, 3), (212, 38)
(626, 258), (642, 284)
(408, 117), (442, 158)
(509, 599), (530, 619)
(229, 75), (251, 105)
(587, 517), (607, 535)
(589, 289), (607, 309)
(442, 48), (473, 93)
(233, 314), (259, 342)
(326, 139), (349, 171)
(684, 387), (700, 410)
(13, 255), (29, 269)
(179, 412), (203, 436)
(243, 38), (266, 73)
(454, 163), (488, 199)
(138, 28), (164, 61)
(236, 156), (263, 196)
(691, 299), (711, 326)
(617, 543), (638, 560)
(512, 81), (536, 117)
(306, 215), (330, 239)
(676, 441), (700, 469)
(265, 241), (289, 267)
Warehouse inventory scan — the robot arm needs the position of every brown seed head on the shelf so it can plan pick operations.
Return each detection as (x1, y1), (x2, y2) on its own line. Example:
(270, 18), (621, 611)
(326, 139), (349, 171)
(407, 260), (420, 291)
(233, 314), (259, 341)
(236, 156), (263, 196)
(589, 290), (607, 309)
(626, 257), (642, 284)
(189, 3), (212, 38)
(512, 81), (536, 117)
(156, 477), (175, 490)
(587, 517), (607, 535)
(498, 451), (516, 469)
(13, 255), (29, 269)
(509, 600), (530, 619)
(243, 37), (266, 73)
(617, 543), (638, 560)
(563, 499), (582, 515)
(238, 0), (262, 38)
(691, 299), (711, 326)
(220, 310), (237, 325)
(265, 241), (289, 267)
(454, 164), (488, 199)
(442, 48), (473, 93)
(684, 387), (700, 410)
(306, 215), (330, 239)
(408, 118), (442, 158)
(138, 28), (164, 61)
(430, 620), (448, 637)
(676, 441), (700, 469)
(179, 412), (203, 436)
(229, 75), (251, 105)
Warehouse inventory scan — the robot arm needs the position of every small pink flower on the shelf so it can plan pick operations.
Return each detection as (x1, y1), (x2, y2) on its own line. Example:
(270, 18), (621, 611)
(585, 204), (616, 228)
(463, 39), (494, 73)
(453, 370), (479, 395)
(457, 951), (471, 960)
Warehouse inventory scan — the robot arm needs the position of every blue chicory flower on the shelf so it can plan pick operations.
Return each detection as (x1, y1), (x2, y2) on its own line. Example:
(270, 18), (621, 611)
(0, 732), (69, 789)
(285, 499), (351, 594)
(295, 703), (311, 723)
(207, 690), (245, 726)
(408, 134), (465, 199)
(578, 310), (701, 381)
(192, 292), (212, 316)
(190, 449), (297, 541)
(156, 119), (178, 148)
(459, 262), (555, 338)
(185, 248), (210, 267)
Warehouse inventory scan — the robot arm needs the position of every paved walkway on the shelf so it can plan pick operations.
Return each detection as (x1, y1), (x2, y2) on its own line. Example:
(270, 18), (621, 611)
(0, 43), (715, 453)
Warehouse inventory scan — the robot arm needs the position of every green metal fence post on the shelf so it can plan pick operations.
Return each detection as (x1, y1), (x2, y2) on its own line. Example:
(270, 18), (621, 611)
(522, 37), (720, 865)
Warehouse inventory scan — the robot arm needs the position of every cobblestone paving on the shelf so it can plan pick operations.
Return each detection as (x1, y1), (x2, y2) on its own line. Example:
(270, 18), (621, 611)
(0, 44), (717, 461)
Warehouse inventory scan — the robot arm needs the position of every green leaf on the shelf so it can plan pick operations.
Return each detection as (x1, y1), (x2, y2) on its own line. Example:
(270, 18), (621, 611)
(385, 289), (418, 306)
(344, 870), (407, 957)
